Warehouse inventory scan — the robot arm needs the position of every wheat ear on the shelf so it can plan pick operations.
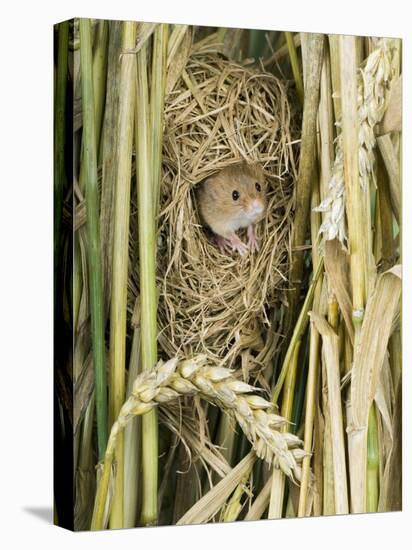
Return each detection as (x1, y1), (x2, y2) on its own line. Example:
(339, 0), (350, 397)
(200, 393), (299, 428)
(315, 38), (396, 246)
(91, 355), (305, 529)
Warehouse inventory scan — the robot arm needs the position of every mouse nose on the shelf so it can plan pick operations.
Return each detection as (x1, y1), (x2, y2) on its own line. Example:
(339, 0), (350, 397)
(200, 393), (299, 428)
(248, 199), (263, 215)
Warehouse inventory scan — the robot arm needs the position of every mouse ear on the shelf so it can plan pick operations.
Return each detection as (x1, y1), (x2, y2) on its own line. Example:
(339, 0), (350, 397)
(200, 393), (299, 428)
(248, 160), (264, 179)
(241, 159), (254, 171)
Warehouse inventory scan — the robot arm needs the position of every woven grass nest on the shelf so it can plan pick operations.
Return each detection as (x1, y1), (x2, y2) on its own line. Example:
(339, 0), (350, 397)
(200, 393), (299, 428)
(131, 49), (298, 376)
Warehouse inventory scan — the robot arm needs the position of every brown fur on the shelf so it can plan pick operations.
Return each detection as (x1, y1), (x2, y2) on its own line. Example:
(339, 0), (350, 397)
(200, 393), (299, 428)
(196, 161), (267, 237)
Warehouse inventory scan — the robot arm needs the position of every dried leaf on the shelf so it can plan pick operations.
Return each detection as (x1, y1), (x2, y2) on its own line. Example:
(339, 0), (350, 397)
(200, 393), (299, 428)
(177, 452), (256, 524)
(351, 265), (401, 428)
(324, 239), (354, 344)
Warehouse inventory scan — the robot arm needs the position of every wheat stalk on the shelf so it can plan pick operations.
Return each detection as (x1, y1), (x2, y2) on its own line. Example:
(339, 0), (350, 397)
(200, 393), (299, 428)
(91, 355), (305, 529)
(315, 38), (396, 246)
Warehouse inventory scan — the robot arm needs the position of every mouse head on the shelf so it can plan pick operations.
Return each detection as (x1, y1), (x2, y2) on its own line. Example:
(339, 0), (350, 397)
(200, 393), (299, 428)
(219, 161), (267, 224)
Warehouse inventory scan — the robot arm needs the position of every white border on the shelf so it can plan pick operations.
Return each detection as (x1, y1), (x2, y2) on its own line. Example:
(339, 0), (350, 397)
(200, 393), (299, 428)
(0, 1), (409, 548)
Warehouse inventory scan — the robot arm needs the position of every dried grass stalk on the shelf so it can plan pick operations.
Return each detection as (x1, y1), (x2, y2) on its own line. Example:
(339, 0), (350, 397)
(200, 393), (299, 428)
(339, 35), (366, 324)
(296, 41), (331, 517)
(286, 33), (324, 329)
(159, 405), (232, 479)
(310, 312), (349, 514)
(221, 471), (251, 522)
(244, 477), (271, 520)
(376, 134), (400, 223)
(378, 75), (402, 135)
(165, 26), (192, 94)
(178, 452), (256, 525)
(298, 303), (321, 517)
(324, 240), (354, 343)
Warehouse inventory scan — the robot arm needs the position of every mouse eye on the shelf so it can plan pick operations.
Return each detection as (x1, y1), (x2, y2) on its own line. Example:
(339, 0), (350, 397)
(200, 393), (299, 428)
(232, 190), (240, 201)
(255, 182), (261, 192)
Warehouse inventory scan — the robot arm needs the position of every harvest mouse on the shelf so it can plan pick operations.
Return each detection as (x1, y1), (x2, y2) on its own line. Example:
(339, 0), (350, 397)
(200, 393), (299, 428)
(196, 161), (267, 256)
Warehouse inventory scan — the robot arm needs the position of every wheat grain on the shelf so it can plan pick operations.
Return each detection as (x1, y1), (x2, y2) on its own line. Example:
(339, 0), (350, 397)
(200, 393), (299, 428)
(120, 356), (304, 474)
(315, 38), (396, 246)
(91, 355), (305, 529)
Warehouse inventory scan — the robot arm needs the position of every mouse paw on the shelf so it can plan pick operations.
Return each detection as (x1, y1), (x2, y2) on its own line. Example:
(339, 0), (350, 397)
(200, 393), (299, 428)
(228, 234), (249, 256)
(216, 235), (233, 255)
(216, 234), (249, 256)
(247, 225), (259, 253)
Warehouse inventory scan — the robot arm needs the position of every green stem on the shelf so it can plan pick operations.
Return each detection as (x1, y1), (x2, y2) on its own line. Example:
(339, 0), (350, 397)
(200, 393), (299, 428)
(92, 20), (109, 160)
(79, 18), (108, 460)
(367, 404), (380, 512)
(91, 439), (116, 530)
(272, 257), (324, 404)
(151, 24), (169, 217)
(136, 42), (159, 527)
(298, 304), (321, 516)
(248, 29), (266, 60)
(269, 342), (301, 518)
(108, 20), (137, 529)
(124, 324), (142, 528)
(216, 27), (228, 43)
(72, 235), (82, 333)
(222, 473), (249, 522)
(78, 20), (109, 194)
(285, 32), (304, 104)
(54, 21), (69, 305)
